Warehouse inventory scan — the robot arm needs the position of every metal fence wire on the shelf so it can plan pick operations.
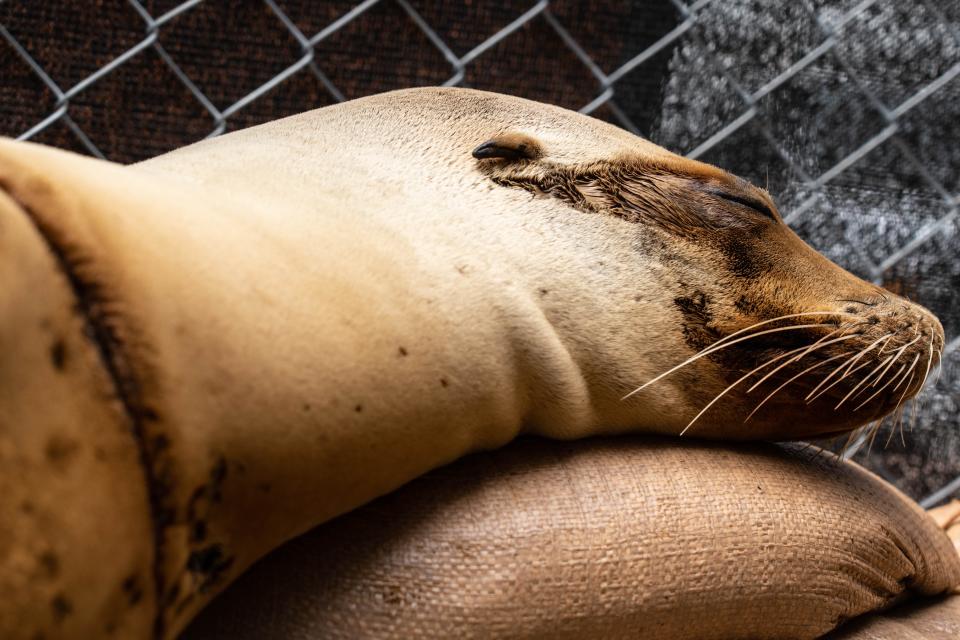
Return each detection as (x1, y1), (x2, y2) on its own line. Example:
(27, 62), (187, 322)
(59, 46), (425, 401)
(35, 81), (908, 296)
(1, 0), (958, 505)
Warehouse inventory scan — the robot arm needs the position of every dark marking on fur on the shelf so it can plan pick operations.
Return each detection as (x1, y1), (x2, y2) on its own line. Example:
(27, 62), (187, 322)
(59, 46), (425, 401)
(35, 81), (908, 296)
(734, 295), (759, 315)
(210, 456), (227, 503)
(355, 404), (363, 413)
(717, 232), (768, 279)
(39, 551), (59, 579)
(398, 346), (408, 357)
(164, 582), (181, 606)
(49, 339), (67, 370)
(51, 594), (72, 623)
(674, 291), (717, 353)
(122, 574), (144, 606)
(186, 485), (206, 522)
(186, 544), (235, 594)
(0, 182), (176, 638)
(191, 520), (208, 543)
(45, 436), (79, 468)
(440, 377), (449, 388)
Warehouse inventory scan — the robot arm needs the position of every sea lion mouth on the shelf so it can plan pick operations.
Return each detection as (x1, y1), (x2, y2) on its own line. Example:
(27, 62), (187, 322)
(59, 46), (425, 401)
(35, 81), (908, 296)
(625, 302), (943, 438)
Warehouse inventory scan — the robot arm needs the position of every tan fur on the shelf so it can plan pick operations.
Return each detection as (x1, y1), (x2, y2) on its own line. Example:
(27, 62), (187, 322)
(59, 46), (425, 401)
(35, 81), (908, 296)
(0, 88), (944, 637)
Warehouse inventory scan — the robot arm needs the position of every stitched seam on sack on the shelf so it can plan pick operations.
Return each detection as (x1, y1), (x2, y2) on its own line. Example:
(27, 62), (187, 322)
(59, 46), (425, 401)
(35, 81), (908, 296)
(1, 182), (170, 640)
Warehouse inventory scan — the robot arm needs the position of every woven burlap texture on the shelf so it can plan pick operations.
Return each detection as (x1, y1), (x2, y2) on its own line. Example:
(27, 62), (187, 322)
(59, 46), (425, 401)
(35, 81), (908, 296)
(185, 437), (960, 640)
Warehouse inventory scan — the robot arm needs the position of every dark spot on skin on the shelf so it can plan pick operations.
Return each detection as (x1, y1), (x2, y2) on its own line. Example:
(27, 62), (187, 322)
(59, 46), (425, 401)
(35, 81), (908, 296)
(210, 456), (227, 503)
(164, 582), (181, 606)
(633, 295), (643, 302)
(302, 403), (311, 412)
(734, 295), (759, 315)
(191, 520), (208, 543)
(45, 436), (79, 468)
(674, 291), (718, 353)
(355, 404), (363, 413)
(39, 551), (59, 579)
(539, 288), (549, 296)
(210, 456), (227, 484)
(49, 339), (67, 370)
(94, 447), (108, 461)
(151, 434), (170, 453)
(122, 574), (143, 605)
(440, 378), (449, 388)
(187, 485), (206, 522)
(398, 346), (408, 357)
(455, 264), (469, 275)
(51, 594), (72, 623)
(20, 500), (34, 514)
(156, 507), (175, 528)
(186, 544), (235, 594)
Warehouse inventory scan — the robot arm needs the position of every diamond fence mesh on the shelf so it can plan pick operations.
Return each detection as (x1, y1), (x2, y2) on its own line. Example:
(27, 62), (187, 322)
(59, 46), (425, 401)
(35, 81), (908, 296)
(1, 0), (958, 505)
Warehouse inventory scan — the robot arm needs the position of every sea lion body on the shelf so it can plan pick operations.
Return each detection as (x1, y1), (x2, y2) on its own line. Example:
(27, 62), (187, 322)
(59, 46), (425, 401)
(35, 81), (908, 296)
(0, 88), (943, 637)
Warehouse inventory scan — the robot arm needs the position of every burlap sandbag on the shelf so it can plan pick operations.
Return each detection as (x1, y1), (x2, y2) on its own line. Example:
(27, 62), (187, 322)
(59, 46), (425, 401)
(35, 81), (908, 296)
(183, 437), (960, 640)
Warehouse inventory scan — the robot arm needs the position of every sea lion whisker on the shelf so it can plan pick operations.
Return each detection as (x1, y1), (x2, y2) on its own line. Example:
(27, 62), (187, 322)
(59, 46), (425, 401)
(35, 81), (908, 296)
(933, 348), (943, 387)
(834, 352), (896, 410)
(852, 362), (908, 412)
(745, 332), (861, 394)
(805, 333), (894, 402)
(847, 335), (920, 405)
(867, 335), (921, 389)
(910, 340), (934, 433)
(677, 345), (819, 436)
(866, 415), (887, 456)
(840, 422), (870, 460)
(892, 352), (922, 394)
(919, 339), (935, 395)
(744, 351), (851, 422)
(883, 366), (919, 448)
(622, 321), (836, 400)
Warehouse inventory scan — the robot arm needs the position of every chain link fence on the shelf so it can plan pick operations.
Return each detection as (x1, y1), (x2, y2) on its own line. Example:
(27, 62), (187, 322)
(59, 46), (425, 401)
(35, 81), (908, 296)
(1, 0), (958, 505)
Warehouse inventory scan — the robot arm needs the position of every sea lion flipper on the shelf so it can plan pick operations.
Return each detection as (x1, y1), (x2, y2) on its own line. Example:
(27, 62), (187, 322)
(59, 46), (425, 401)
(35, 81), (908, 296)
(472, 132), (543, 161)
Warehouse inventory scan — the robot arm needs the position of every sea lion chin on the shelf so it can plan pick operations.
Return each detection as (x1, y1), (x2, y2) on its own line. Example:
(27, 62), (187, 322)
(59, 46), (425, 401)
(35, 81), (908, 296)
(471, 128), (944, 441)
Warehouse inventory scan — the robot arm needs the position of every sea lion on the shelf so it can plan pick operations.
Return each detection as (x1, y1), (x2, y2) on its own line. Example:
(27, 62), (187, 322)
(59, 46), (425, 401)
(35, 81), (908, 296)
(0, 87), (944, 638)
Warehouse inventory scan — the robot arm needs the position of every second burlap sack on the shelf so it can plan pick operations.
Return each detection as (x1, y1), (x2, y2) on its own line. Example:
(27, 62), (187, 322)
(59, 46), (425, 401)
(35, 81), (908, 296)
(184, 437), (960, 640)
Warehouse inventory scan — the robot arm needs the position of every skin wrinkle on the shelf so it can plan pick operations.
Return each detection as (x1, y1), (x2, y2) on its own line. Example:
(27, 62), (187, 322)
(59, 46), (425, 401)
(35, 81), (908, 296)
(0, 180), (170, 640)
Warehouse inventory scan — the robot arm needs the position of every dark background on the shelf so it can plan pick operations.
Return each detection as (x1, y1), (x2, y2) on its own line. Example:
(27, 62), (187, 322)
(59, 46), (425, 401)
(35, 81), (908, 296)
(1, 0), (958, 501)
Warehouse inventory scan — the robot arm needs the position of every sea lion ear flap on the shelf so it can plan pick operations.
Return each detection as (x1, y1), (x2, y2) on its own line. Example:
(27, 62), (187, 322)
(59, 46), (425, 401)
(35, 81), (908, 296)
(472, 132), (544, 162)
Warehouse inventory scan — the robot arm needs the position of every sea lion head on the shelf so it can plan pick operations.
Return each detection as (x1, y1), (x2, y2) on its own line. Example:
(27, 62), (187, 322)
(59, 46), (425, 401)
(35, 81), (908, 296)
(471, 126), (943, 441)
